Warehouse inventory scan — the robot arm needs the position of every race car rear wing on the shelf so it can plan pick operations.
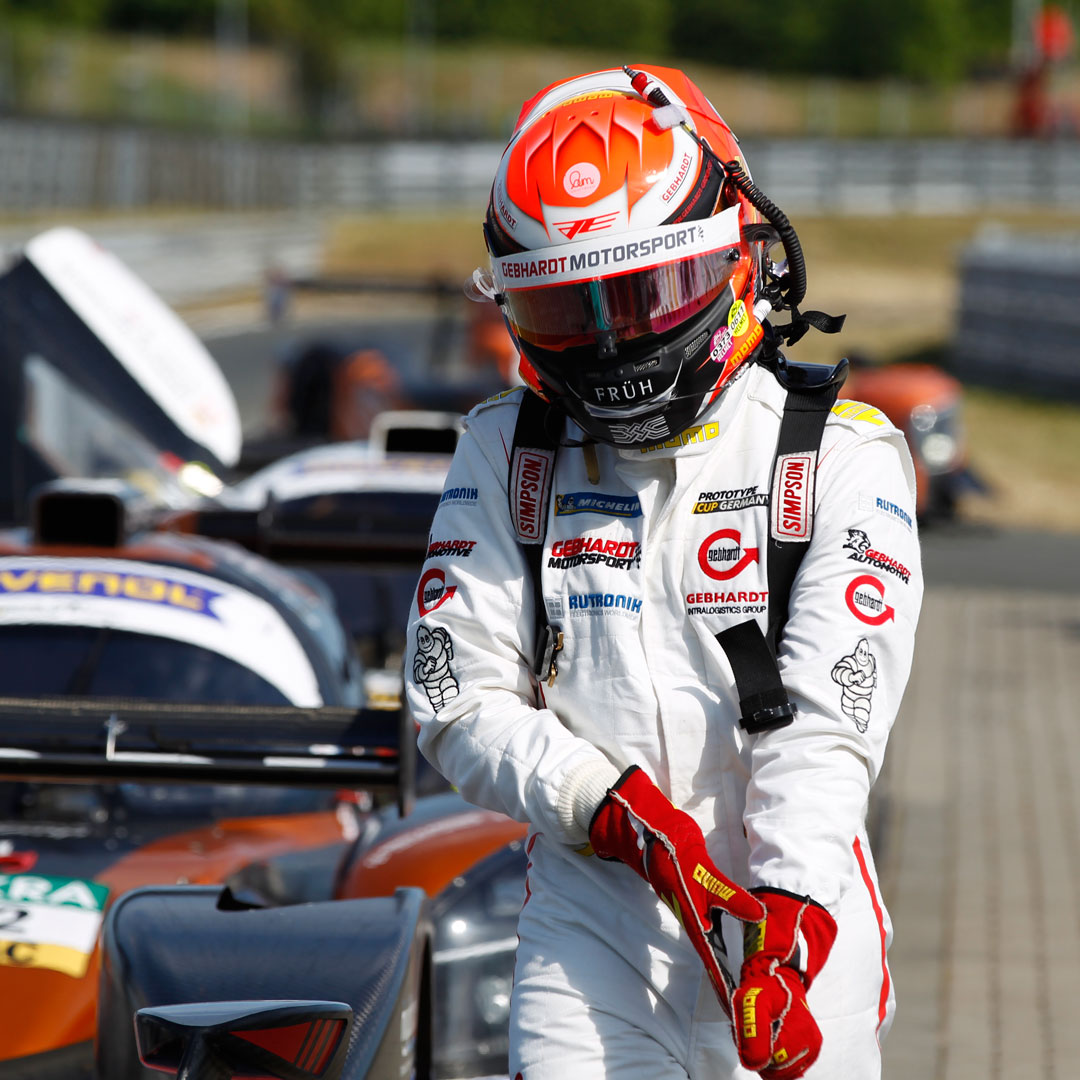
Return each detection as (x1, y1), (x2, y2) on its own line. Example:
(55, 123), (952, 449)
(0, 696), (416, 815)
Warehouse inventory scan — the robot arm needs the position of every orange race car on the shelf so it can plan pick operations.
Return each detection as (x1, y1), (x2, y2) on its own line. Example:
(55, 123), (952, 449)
(0, 229), (529, 1079)
(0, 482), (529, 1080)
(838, 354), (982, 521)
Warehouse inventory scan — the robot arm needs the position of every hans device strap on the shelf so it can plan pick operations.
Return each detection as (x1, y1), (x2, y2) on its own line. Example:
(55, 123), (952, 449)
(715, 356), (847, 733)
(507, 389), (562, 685)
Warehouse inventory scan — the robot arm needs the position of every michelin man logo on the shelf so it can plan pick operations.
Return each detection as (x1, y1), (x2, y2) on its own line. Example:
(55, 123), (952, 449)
(413, 625), (459, 712)
(831, 638), (877, 733)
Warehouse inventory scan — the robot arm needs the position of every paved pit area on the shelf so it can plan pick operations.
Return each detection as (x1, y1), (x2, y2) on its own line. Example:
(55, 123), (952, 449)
(879, 582), (1080, 1079)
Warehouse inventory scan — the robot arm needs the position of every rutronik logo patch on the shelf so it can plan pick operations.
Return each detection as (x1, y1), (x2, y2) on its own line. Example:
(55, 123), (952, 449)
(439, 486), (479, 507)
(565, 592), (642, 619)
(831, 638), (878, 732)
(858, 492), (914, 531)
(413, 625), (459, 712)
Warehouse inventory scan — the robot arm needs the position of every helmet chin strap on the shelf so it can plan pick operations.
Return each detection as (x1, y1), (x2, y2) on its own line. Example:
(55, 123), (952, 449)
(622, 65), (845, 349)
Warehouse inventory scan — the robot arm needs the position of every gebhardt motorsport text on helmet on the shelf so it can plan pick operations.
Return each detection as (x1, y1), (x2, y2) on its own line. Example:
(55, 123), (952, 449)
(469, 63), (842, 449)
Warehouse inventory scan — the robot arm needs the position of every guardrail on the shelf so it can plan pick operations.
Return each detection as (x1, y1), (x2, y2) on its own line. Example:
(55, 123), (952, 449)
(3, 119), (1080, 214)
(953, 228), (1080, 398)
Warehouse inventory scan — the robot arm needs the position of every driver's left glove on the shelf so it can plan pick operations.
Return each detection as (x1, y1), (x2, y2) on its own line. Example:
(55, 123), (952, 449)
(732, 888), (838, 1079)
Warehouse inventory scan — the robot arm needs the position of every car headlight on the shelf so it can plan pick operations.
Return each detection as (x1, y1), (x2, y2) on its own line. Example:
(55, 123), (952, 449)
(430, 841), (526, 1079)
(921, 432), (958, 471)
(475, 973), (513, 1026)
(909, 402), (963, 475)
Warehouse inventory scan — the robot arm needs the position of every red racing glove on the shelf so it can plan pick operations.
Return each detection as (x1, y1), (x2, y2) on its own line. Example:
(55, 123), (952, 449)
(588, 766), (766, 1014)
(733, 888), (838, 1079)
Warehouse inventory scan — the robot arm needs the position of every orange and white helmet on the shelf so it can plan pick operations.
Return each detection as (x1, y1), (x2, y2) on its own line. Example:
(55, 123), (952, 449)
(478, 64), (771, 448)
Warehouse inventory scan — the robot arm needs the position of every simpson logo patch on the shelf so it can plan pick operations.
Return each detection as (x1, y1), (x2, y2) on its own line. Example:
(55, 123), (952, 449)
(771, 452), (816, 541)
(511, 448), (553, 542)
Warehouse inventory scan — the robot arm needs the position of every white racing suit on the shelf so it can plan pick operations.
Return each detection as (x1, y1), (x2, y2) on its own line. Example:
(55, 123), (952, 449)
(405, 360), (923, 1079)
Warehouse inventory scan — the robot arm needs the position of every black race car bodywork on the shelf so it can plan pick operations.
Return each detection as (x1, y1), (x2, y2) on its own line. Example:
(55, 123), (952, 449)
(0, 227), (525, 1080)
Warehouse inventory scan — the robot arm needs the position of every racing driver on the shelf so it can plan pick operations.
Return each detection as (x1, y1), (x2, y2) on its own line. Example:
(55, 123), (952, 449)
(406, 64), (922, 1079)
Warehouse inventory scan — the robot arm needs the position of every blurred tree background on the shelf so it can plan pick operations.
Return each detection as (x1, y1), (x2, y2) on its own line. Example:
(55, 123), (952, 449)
(0, 0), (1065, 136)
(0, 0), (1017, 80)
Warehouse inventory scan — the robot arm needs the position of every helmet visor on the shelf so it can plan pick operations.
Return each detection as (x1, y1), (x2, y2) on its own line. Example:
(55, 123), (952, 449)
(491, 207), (742, 352)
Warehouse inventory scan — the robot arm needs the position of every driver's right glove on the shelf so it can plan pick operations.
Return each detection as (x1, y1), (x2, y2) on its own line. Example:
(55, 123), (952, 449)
(732, 888), (838, 1078)
(588, 765), (766, 1014)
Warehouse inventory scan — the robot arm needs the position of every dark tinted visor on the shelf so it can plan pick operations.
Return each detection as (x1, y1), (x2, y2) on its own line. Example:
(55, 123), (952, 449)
(491, 207), (742, 352)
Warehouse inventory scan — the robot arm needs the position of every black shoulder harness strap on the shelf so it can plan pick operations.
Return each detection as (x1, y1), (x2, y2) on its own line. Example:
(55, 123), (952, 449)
(507, 359), (847, 720)
(507, 389), (563, 686)
(714, 357), (847, 733)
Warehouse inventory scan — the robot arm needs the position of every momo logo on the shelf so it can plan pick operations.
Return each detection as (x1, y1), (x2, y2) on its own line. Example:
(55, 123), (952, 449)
(771, 452), (816, 540)
(416, 567), (456, 616)
(845, 574), (895, 625)
(554, 212), (620, 239)
(728, 322), (763, 368)
(697, 529), (760, 581)
(562, 162), (601, 198)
